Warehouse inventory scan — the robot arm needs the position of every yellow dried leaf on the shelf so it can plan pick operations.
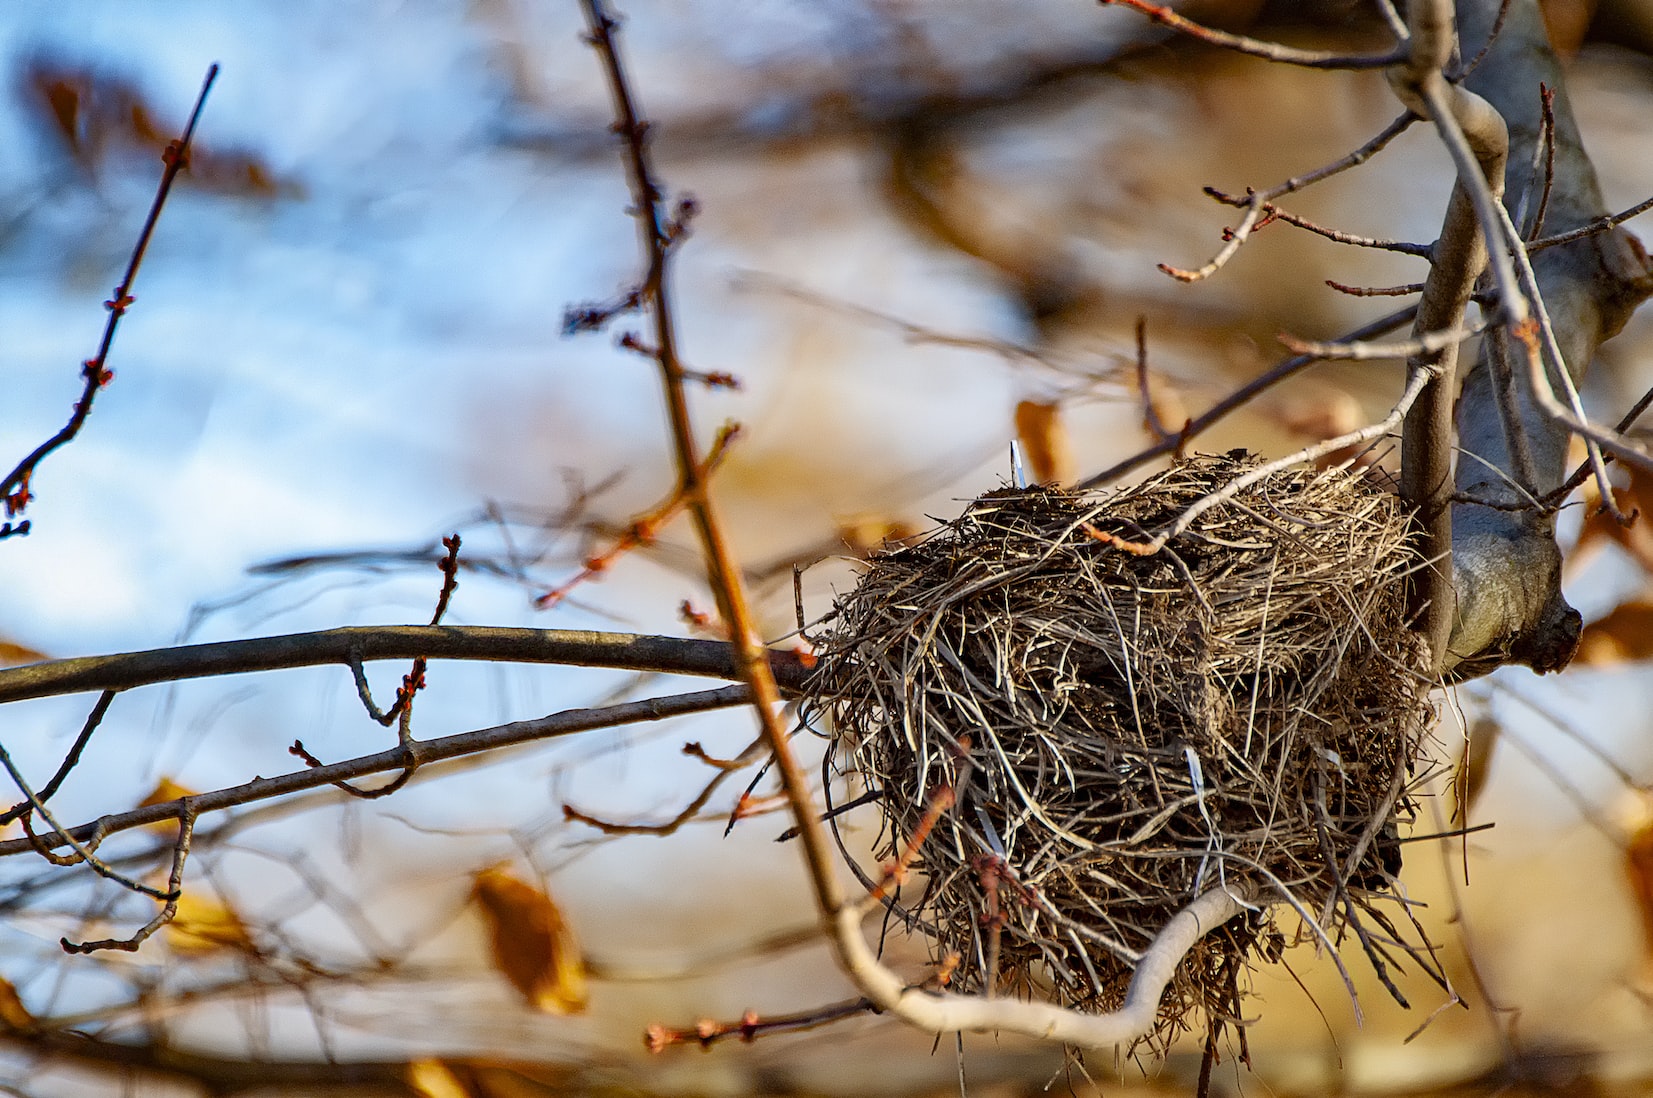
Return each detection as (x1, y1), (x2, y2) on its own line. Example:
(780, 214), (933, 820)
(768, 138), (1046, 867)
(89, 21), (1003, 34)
(0, 978), (34, 1031)
(409, 1059), (570, 1098)
(165, 890), (252, 955)
(471, 866), (587, 1014)
(1539, 0), (1596, 56)
(0, 640), (47, 668)
(408, 1059), (476, 1098)
(1627, 808), (1653, 958)
(1575, 600), (1653, 666)
(1576, 469), (1653, 572)
(138, 778), (199, 834)
(837, 517), (917, 557)
(1013, 400), (1074, 486)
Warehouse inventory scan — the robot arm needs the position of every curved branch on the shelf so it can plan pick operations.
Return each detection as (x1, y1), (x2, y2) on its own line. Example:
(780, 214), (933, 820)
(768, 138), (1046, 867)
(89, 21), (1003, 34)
(0, 625), (814, 705)
(1389, 0), (1509, 672)
(834, 886), (1248, 1047)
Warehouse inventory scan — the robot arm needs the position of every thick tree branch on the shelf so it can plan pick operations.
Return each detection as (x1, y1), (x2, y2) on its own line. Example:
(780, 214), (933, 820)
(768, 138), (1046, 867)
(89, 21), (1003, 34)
(0, 625), (815, 705)
(1390, 0), (1508, 672)
(1442, 0), (1653, 676)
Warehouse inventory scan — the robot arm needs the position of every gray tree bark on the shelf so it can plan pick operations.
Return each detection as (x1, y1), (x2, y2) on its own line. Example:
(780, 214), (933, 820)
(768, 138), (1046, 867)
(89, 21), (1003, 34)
(1443, 0), (1653, 678)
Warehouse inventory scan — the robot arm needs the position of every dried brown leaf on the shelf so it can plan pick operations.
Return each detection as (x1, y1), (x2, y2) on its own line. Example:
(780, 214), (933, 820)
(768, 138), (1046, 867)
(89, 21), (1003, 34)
(165, 890), (253, 955)
(1627, 802), (1653, 958)
(1576, 468), (1653, 572)
(408, 1060), (476, 1098)
(0, 640), (47, 667)
(1014, 400), (1075, 486)
(471, 866), (588, 1014)
(137, 777), (199, 834)
(0, 978), (34, 1031)
(1274, 386), (1368, 468)
(837, 517), (919, 557)
(1575, 599), (1653, 665)
(409, 1058), (573, 1098)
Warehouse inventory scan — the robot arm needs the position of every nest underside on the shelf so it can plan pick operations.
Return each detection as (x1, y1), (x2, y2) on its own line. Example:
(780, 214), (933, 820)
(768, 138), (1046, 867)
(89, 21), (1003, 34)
(807, 453), (1439, 1044)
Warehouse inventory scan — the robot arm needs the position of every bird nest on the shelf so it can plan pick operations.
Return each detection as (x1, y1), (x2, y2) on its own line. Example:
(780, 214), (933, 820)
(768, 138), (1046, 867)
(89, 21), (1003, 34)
(804, 451), (1439, 1045)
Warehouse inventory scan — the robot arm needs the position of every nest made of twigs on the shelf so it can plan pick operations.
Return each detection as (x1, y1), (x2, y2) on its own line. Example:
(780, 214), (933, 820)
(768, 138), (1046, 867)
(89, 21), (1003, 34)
(804, 451), (1439, 1045)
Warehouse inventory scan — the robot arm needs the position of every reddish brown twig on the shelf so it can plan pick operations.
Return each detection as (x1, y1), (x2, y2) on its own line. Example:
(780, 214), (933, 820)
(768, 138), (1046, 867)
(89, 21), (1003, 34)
(1, 64), (218, 540)
(643, 999), (874, 1053)
(866, 780), (958, 904)
(1081, 521), (1161, 556)
(295, 534), (462, 798)
(1135, 317), (1178, 444)
(1206, 187), (1432, 257)
(535, 424), (739, 609)
(1326, 279), (1425, 297)
(575, 0), (843, 966)
(563, 735), (762, 836)
(1097, 0), (1402, 69)
(1524, 83), (1557, 241)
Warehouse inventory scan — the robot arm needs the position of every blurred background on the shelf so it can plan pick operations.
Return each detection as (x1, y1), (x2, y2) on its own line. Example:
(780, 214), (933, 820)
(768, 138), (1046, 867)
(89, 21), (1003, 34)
(3, 1), (1653, 1094)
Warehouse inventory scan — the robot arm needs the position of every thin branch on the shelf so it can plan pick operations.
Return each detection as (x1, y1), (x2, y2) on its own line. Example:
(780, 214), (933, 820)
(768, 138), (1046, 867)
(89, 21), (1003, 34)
(1206, 188), (1432, 257)
(563, 735), (761, 836)
(0, 65), (218, 540)
(1136, 317), (1176, 444)
(1080, 304), (1418, 488)
(1097, 0), (1403, 69)
(1159, 193), (1264, 282)
(62, 806), (196, 954)
(1526, 193), (1653, 252)
(1548, 380), (1653, 502)
(1326, 279), (1425, 297)
(645, 998), (875, 1052)
(1279, 323), (1480, 362)
(1108, 363), (1435, 556)
(0, 685), (752, 859)
(0, 689), (116, 824)
(834, 884), (1249, 1046)
(572, 0), (876, 1026)
(0, 624), (817, 705)
(0, 741), (173, 899)
(1257, 110), (1418, 201)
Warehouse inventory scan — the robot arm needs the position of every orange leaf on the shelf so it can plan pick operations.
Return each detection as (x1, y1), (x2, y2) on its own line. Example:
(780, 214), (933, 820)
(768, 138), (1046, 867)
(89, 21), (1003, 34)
(0, 640), (47, 668)
(408, 1059), (477, 1098)
(1013, 401), (1075, 486)
(165, 890), (252, 955)
(1575, 600), (1653, 666)
(1575, 468), (1653, 572)
(409, 1058), (573, 1098)
(471, 866), (587, 1014)
(0, 978), (34, 1031)
(138, 777), (199, 834)
(837, 517), (918, 557)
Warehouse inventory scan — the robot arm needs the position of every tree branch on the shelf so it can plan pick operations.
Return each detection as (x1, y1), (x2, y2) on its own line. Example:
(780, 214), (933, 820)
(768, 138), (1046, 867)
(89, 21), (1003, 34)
(0, 625), (815, 705)
(0, 685), (751, 859)
(1441, 0), (1653, 676)
(1389, 0), (1508, 672)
